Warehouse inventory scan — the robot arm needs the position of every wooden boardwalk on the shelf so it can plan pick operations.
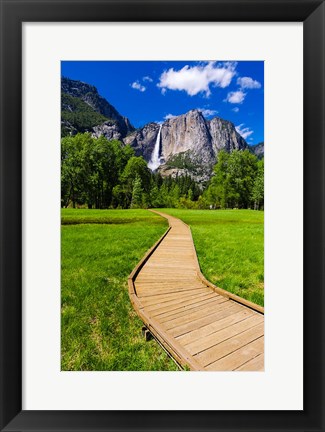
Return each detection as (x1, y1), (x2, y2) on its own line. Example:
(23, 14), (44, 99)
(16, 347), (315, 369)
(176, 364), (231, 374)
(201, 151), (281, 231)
(128, 211), (264, 371)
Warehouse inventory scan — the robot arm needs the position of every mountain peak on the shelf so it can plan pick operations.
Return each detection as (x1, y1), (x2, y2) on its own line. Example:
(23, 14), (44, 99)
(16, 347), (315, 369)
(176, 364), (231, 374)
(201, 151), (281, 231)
(61, 77), (134, 139)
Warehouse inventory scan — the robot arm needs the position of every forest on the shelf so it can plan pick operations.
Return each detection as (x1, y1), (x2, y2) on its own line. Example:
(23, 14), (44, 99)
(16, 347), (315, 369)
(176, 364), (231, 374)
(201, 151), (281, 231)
(61, 133), (264, 210)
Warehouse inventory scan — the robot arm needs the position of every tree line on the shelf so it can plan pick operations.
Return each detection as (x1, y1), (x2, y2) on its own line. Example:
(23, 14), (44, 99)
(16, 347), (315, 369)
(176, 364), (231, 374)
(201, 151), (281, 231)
(61, 133), (264, 210)
(205, 149), (264, 210)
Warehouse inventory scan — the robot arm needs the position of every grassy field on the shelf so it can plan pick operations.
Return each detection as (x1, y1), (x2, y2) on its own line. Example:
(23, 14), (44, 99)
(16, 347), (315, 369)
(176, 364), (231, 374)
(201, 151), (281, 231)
(61, 209), (178, 371)
(159, 209), (264, 306)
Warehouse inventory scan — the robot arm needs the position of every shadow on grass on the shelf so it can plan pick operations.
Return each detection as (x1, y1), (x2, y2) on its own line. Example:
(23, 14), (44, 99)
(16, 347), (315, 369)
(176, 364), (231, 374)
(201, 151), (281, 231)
(61, 217), (164, 226)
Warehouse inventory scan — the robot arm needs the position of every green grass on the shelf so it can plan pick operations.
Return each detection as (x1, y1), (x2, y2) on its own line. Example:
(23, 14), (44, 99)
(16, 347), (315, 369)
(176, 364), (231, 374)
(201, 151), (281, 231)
(61, 209), (178, 371)
(158, 209), (264, 307)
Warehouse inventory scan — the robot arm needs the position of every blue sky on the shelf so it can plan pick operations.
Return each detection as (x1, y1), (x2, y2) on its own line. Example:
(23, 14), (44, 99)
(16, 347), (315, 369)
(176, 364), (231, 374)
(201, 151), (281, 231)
(61, 61), (264, 145)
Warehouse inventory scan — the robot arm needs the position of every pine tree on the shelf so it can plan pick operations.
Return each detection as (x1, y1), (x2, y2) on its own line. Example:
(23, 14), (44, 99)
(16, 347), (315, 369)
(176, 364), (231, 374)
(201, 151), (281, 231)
(252, 159), (264, 210)
(131, 175), (143, 208)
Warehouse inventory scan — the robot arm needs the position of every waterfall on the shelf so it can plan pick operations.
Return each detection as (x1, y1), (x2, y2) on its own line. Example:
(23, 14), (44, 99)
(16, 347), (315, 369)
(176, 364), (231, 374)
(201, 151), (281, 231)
(148, 124), (162, 171)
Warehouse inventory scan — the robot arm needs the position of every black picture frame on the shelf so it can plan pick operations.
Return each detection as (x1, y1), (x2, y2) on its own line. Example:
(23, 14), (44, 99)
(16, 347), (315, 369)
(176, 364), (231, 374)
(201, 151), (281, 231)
(0, 0), (324, 431)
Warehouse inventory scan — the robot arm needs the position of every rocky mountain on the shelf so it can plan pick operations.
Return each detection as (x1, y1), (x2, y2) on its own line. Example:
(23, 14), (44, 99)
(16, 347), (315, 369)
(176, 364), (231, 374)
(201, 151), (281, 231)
(249, 142), (264, 159)
(61, 77), (134, 139)
(125, 109), (248, 182)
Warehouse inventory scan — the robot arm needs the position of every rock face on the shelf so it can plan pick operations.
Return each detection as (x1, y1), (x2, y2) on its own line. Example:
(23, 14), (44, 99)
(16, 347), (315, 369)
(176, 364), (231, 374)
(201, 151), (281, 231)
(208, 117), (247, 153)
(126, 109), (248, 182)
(249, 142), (264, 159)
(162, 110), (214, 164)
(61, 77), (134, 138)
(92, 121), (124, 141)
(124, 122), (161, 161)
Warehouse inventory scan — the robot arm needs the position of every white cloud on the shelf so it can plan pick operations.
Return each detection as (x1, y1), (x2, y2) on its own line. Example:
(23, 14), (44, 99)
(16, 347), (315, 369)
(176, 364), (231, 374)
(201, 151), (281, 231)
(225, 90), (246, 104)
(237, 76), (261, 89)
(236, 123), (254, 140)
(143, 76), (153, 82)
(164, 113), (177, 120)
(163, 108), (218, 122)
(157, 61), (236, 97)
(232, 107), (239, 113)
(130, 81), (146, 92)
(197, 108), (218, 118)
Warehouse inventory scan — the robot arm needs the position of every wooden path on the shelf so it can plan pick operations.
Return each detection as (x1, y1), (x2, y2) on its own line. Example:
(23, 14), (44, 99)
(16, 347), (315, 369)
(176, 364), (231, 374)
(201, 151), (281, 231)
(128, 211), (264, 371)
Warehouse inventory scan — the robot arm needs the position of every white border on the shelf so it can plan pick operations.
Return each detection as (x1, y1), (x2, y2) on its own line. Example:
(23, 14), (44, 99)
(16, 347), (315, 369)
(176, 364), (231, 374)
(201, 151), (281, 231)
(22, 23), (303, 410)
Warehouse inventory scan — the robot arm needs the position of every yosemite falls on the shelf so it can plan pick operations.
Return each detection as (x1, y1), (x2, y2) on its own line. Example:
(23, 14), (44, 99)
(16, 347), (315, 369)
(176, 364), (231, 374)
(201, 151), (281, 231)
(148, 124), (162, 171)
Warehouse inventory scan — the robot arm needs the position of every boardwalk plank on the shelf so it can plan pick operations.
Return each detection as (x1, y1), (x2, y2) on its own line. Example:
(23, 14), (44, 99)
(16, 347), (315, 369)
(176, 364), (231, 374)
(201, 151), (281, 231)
(152, 294), (223, 320)
(136, 285), (207, 297)
(206, 337), (264, 371)
(168, 303), (242, 338)
(176, 309), (254, 345)
(162, 297), (230, 327)
(195, 323), (264, 367)
(137, 286), (209, 298)
(146, 292), (216, 314)
(138, 288), (211, 304)
(185, 314), (263, 355)
(235, 353), (264, 371)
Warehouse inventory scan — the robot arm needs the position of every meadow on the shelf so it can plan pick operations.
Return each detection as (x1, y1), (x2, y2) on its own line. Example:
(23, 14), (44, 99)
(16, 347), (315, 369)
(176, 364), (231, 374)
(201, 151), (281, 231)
(160, 209), (264, 306)
(61, 209), (178, 371)
(61, 208), (263, 371)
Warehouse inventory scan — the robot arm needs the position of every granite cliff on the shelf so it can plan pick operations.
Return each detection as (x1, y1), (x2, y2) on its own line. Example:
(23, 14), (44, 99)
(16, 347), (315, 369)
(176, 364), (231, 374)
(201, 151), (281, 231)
(124, 109), (248, 182)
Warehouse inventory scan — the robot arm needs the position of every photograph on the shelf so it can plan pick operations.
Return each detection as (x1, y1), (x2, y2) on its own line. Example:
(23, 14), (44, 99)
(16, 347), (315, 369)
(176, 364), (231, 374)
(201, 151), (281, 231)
(61, 60), (264, 371)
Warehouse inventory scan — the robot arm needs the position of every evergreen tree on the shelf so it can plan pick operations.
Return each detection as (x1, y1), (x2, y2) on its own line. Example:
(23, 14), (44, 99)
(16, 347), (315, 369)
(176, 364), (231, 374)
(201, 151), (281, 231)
(150, 184), (161, 208)
(131, 175), (143, 208)
(252, 159), (264, 210)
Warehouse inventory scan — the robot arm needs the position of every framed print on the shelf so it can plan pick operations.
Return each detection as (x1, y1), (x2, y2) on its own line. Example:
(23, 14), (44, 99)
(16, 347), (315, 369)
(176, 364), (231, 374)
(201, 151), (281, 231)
(0, 0), (324, 431)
